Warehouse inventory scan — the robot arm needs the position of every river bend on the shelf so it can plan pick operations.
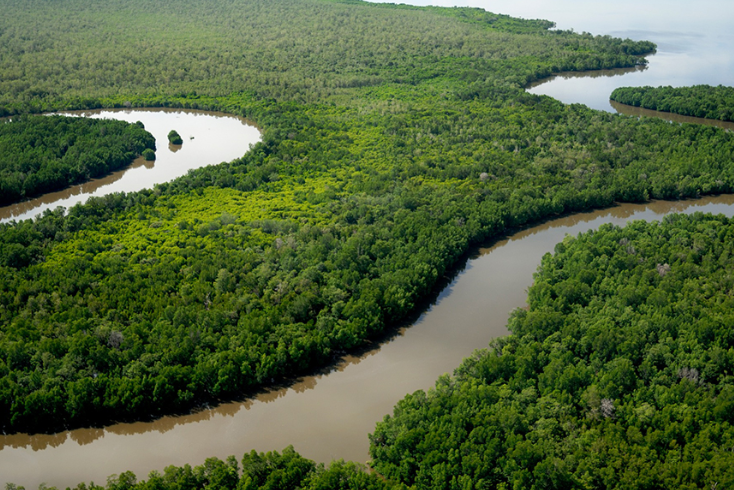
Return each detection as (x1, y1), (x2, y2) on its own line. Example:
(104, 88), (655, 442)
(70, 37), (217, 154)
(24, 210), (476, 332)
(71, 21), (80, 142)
(3, 195), (734, 488)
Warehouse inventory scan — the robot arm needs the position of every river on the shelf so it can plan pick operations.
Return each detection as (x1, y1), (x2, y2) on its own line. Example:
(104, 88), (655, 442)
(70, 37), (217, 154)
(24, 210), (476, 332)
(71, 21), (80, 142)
(3, 1), (734, 488)
(3, 196), (734, 487)
(0, 108), (261, 223)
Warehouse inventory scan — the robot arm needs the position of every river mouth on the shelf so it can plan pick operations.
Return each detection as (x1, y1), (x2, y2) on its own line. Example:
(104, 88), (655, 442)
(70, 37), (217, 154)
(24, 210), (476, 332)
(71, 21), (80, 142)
(0, 108), (262, 223)
(3, 194), (734, 489)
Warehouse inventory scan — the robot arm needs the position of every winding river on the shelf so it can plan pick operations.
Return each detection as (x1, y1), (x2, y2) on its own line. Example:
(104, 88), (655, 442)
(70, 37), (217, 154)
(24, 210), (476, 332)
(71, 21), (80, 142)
(4, 197), (734, 488)
(3, 1), (734, 488)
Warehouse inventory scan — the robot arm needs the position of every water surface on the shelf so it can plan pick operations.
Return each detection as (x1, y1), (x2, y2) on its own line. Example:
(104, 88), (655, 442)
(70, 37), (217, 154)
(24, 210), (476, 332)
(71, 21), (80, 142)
(610, 100), (734, 131)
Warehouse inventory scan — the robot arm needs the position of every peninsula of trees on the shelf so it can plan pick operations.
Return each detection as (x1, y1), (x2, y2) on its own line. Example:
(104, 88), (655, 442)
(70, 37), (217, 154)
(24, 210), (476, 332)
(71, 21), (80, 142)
(0, 115), (155, 206)
(168, 130), (183, 145)
(610, 85), (734, 121)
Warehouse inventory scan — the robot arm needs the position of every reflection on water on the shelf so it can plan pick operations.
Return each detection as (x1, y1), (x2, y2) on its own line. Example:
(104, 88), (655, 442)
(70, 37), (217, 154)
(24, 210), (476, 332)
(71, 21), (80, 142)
(0, 108), (261, 223)
(0, 156), (154, 222)
(3, 195), (734, 489)
(0, 338), (383, 454)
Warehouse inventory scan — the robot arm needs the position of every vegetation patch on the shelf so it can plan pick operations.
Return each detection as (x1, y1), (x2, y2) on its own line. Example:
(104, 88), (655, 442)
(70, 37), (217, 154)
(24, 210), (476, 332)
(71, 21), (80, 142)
(168, 130), (183, 145)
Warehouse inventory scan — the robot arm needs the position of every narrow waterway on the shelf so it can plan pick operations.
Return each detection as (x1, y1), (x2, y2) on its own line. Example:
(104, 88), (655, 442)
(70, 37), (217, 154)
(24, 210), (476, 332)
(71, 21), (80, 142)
(0, 108), (261, 223)
(3, 195), (734, 488)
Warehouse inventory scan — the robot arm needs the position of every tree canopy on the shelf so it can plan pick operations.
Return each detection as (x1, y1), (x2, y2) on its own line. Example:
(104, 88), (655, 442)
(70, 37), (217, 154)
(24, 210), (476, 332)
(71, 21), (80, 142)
(21, 212), (734, 488)
(167, 130), (182, 145)
(2, 0), (733, 436)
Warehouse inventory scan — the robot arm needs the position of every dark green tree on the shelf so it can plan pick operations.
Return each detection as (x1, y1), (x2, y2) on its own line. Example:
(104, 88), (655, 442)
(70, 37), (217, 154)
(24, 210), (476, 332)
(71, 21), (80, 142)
(142, 148), (156, 161)
(168, 130), (183, 145)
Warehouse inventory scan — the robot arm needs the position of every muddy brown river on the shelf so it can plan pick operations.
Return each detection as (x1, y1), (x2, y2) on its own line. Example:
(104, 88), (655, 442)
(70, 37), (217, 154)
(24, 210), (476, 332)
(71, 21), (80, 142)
(3, 195), (734, 488)
(610, 101), (734, 131)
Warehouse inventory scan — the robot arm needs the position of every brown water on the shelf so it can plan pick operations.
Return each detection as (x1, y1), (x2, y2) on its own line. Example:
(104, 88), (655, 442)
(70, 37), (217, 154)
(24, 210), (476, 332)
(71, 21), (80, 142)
(610, 100), (734, 131)
(525, 65), (648, 90)
(3, 194), (734, 488)
(0, 108), (261, 223)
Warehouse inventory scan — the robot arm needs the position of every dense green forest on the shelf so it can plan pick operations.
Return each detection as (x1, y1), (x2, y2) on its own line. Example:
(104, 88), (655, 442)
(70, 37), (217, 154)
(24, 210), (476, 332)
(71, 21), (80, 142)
(610, 85), (734, 121)
(3, 0), (734, 436)
(0, 115), (155, 206)
(0, 0), (652, 114)
(369, 213), (734, 489)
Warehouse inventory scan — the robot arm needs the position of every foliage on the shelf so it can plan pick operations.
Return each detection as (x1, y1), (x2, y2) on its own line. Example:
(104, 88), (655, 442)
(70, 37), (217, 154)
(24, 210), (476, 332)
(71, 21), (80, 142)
(142, 148), (156, 161)
(1, 0), (733, 433)
(167, 130), (182, 145)
(0, 0), (653, 115)
(611, 85), (734, 121)
(370, 213), (734, 490)
(0, 115), (154, 206)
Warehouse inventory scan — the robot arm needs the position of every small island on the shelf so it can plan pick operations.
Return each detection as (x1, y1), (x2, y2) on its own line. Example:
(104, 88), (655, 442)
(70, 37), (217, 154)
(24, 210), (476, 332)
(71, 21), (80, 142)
(168, 129), (183, 145)
(142, 148), (156, 161)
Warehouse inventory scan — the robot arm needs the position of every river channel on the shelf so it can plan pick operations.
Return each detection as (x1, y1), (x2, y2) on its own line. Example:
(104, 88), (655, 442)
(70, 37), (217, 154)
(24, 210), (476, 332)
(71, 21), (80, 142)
(3, 195), (734, 488)
(3, 1), (734, 488)
(0, 108), (261, 223)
